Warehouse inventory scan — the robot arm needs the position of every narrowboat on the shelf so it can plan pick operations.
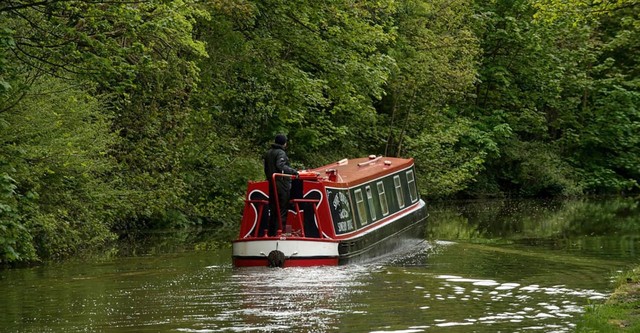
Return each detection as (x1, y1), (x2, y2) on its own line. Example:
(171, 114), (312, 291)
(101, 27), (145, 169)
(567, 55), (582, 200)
(232, 155), (428, 267)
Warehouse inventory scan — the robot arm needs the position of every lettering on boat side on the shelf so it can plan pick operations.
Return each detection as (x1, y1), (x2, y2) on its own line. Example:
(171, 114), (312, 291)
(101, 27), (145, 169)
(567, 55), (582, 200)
(337, 220), (354, 233)
(328, 189), (355, 234)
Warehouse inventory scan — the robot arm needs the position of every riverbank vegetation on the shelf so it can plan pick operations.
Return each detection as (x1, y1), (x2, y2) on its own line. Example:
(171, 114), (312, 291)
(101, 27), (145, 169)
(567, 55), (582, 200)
(577, 267), (640, 332)
(1, 0), (639, 264)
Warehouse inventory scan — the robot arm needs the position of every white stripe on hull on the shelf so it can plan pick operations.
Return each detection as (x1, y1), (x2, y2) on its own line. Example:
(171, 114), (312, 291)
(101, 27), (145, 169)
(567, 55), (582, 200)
(233, 239), (339, 258)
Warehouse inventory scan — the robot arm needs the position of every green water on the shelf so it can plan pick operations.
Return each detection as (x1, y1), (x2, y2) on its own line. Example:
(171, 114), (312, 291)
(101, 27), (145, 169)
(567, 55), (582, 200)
(1, 198), (639, 332)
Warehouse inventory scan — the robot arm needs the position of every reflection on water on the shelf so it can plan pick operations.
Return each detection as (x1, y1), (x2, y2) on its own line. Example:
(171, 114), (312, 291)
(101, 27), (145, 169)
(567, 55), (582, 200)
(1, 198), (639, 332)
(178, 265), (372, 332)
(327, 240), (616, 333)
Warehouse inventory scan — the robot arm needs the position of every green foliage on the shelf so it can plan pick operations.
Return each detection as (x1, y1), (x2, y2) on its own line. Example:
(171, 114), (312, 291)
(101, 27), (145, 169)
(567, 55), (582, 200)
(526, 0), (640, 196)
(456, 0), (640, 197)
(0, 77), (119, 262)
(373, 0), (481, 198)
(0, 172), (36, 263)
(485, 141), (583, 197)
(576, 262), (640, 333)
(567, 51), (640, 193)
(0, 27), (14, 94)
(2, 0), (207, 86)
(179, 108), (264, 229)
(405, 115), (494, 198)
(467, 0), (562, 197)
(577, 303), (636, 332)
(381, 0), (479, 155)
(195, 0), (398, 162)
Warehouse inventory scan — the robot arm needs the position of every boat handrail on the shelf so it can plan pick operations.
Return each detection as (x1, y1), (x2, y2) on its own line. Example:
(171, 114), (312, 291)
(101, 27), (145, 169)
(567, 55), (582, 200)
(243, 199), (269, 238)
(270, 173), (324, 238)
(357, 155), (382, 167)
(271, 173), (294, 234)
(290, 198), (323, 238)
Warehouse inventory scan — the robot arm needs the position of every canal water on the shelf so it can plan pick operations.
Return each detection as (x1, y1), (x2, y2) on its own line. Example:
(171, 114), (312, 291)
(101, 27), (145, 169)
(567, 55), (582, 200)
(1, 197), (639, 332)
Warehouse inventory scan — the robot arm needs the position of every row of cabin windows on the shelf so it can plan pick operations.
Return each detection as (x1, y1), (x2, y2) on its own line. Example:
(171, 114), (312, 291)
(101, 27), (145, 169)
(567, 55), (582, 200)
(353, 169), (419, 227)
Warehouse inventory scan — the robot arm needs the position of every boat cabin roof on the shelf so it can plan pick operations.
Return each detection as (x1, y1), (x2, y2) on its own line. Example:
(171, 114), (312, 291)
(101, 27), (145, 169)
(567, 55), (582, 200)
(306, 155), (415, 188)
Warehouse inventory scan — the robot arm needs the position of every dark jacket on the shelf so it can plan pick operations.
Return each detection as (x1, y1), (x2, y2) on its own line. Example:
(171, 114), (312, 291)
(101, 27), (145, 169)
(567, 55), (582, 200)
(263, 143), (297, 191)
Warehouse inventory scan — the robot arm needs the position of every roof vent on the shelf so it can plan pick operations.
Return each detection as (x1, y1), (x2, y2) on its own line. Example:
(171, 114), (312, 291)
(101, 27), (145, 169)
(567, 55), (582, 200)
(384, 160), (392, 165)
(325, 168), (338, 182)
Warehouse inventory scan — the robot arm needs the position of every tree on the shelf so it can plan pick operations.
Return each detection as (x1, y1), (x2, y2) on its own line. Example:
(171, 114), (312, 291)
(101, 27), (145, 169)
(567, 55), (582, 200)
(0, 0), (210, 262)
(194, 0), (397, 163)
(376, 0), (485, 198)
(0, 78), (118, 262)
(533, 0), (640, 194)
(451, 0), (589, 197)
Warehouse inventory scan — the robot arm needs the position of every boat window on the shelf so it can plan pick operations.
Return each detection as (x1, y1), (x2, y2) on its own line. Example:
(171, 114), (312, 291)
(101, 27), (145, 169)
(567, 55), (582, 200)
(394, 175), (405, 208)
(406, 170), (418, 203)
(376, 181), (389, 216)
(354, 189), (368, 226)
(365, 185), (377, 221)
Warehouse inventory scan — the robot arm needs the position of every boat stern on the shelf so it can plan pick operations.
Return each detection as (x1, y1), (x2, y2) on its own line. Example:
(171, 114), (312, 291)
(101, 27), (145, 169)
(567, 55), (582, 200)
(232, 238), (340, 267)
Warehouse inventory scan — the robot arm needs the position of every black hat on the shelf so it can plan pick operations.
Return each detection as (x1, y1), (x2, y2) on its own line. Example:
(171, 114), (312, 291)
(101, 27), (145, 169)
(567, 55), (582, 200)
(275, 134), (287, 145)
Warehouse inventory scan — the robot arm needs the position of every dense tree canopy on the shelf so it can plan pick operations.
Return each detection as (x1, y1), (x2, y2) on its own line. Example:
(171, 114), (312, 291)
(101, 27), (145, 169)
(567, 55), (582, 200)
(1, 0), (638, 264)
